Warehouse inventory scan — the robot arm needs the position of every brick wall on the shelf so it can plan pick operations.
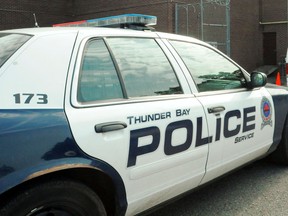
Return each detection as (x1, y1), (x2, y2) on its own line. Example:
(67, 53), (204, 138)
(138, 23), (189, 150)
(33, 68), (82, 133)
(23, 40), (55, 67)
(1, 0), (287, 71)
(230, 0), (262, 71)
(261, 0), (288, 62)
(0, 0), (73, 30)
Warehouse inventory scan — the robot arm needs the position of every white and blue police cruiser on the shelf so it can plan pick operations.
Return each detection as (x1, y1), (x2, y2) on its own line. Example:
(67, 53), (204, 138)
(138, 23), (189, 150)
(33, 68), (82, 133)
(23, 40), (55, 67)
(0, 14), (288, 216)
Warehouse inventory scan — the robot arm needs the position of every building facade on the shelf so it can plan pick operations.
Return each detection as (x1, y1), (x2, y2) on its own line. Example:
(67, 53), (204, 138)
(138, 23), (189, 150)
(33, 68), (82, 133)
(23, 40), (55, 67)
(0, 0), (287, 72)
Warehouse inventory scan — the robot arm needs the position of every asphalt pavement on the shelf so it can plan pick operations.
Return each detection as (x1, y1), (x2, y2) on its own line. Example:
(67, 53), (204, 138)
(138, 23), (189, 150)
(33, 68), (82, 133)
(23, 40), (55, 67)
(148, 160), (288, 216)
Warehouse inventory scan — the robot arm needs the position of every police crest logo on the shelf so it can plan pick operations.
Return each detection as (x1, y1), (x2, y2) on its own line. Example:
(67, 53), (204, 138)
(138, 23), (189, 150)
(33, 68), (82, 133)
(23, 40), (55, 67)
(261, 97), (272, 129)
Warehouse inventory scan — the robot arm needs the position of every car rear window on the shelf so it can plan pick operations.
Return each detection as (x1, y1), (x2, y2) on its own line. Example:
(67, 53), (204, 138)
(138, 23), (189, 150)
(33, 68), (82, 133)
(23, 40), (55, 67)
(0, 33), (32, 68)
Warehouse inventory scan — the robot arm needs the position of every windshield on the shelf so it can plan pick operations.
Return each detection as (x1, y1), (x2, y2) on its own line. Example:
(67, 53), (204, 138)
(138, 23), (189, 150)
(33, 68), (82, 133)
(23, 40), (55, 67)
(0, 33), (32, 68)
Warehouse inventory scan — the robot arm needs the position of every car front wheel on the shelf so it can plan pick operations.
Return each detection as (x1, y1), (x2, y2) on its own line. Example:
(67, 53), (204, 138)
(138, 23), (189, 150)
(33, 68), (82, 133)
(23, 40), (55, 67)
(269, 117), (288, 165)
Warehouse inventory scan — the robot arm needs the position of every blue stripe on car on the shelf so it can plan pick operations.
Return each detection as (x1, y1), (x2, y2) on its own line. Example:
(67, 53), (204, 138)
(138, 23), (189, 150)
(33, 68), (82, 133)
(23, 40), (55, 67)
(0, 109), (127, 215)
(265, 85), (288, 153)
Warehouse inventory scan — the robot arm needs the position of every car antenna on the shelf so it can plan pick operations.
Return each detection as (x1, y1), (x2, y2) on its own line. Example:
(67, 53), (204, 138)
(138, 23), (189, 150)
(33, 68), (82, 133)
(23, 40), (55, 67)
(33, 13), (39, 27)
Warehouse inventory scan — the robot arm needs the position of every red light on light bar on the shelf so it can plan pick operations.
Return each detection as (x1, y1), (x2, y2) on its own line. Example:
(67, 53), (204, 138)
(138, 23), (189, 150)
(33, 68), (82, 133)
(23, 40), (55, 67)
(53, 20), (87, 27)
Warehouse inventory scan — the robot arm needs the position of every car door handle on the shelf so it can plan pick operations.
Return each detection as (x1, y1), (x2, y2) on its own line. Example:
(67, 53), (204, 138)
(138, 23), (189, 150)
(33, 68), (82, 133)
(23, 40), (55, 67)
(95, 121), (127, 133)
(208, 106), (225, 114)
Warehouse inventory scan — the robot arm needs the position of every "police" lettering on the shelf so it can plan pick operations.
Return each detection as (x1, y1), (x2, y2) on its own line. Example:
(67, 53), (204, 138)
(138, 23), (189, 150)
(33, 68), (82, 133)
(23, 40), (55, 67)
(127, 106), (256, 167)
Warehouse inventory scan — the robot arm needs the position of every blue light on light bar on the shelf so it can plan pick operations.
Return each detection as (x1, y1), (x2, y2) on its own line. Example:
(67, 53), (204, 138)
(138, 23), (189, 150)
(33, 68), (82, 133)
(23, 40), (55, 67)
(53, 14), (157, 28)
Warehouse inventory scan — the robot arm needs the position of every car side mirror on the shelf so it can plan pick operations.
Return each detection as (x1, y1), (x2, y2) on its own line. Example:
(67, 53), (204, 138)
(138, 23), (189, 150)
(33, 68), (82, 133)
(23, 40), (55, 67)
(249, 72), (267, 88)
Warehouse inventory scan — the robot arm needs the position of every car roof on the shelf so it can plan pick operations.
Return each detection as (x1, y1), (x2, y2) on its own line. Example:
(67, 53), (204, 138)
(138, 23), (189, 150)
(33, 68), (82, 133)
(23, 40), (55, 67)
(0, 27), (206, 44)
(0, 27), (153, 37)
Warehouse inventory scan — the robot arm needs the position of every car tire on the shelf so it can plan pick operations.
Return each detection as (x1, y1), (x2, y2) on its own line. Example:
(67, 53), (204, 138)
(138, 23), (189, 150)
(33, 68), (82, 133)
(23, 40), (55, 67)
(0, 179), (107, 216)
(270, 119), (288, 165)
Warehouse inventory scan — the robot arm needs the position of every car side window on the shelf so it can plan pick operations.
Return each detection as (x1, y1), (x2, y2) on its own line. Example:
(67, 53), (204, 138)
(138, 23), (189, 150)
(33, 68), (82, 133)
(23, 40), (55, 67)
(106, 38), (183, 97)
(170, 40), (246, 92)
(78, 39), (123, 102)
(78, 37), (183, 103)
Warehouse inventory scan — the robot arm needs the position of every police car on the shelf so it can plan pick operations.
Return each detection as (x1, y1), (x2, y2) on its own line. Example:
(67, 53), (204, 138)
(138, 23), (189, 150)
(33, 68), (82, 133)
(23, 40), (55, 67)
(0, 14), (288, 216)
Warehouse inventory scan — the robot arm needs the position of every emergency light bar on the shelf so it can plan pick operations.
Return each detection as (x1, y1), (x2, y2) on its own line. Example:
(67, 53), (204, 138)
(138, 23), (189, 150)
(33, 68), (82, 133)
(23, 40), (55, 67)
(53, 14), (157, 30)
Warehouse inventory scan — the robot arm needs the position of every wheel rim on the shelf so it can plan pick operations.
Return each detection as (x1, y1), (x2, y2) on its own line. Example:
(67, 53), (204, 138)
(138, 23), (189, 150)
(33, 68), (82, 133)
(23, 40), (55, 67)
(26, 205), (80, 216)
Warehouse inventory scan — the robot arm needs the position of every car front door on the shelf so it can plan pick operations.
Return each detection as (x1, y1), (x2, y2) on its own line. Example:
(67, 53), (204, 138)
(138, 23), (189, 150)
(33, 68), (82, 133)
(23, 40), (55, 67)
(168, 40), (275, 184)
(65, 35), (209, 215)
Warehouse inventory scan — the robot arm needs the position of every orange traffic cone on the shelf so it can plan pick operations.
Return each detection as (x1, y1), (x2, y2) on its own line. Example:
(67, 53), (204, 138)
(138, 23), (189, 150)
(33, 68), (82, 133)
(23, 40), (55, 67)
(276, 72), (281, 86)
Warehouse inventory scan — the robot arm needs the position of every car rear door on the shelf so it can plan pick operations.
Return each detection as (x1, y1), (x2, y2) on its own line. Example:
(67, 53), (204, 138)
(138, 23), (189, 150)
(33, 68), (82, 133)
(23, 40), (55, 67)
(65, 33), (209, 215)
(167, 39), (275, 184)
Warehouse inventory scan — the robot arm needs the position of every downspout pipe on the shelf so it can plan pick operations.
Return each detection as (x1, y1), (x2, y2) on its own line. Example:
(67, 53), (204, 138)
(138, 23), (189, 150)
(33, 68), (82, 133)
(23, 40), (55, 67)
(260, 21), (288, 25)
